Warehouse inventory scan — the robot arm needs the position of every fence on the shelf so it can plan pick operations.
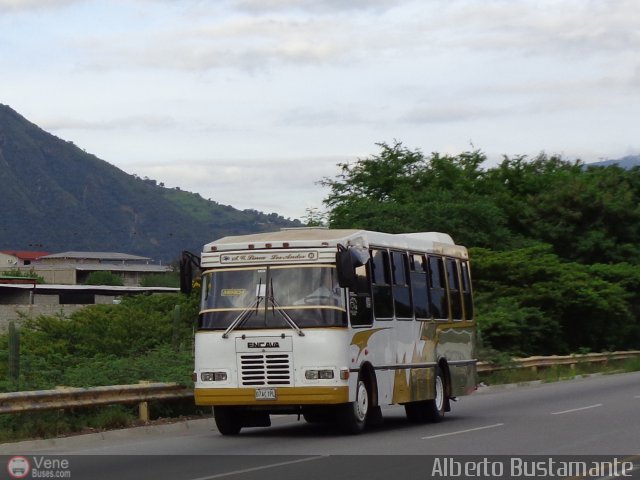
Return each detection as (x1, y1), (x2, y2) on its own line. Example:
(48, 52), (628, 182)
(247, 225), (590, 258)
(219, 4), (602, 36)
(1, 351), (639, 420)
(0, 382), (193, 421)
(476, 350), (640, 373)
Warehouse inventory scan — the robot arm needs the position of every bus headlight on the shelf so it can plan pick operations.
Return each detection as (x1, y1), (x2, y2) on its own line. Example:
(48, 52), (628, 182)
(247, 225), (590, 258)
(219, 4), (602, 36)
(305, 369), (334, 380)
(200, 371), (227, 382)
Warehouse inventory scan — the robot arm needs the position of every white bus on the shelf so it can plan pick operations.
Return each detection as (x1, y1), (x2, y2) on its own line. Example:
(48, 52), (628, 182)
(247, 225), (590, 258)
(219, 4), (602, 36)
(182, 228), (477, 435)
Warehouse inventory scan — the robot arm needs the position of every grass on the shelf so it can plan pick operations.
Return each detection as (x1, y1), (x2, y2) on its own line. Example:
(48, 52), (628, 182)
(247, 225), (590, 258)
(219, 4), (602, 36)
(0, 400), (209, 444)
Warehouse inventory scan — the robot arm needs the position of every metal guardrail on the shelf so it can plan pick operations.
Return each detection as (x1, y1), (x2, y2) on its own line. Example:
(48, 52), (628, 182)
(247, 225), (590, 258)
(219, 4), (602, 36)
(0, 382), (193, 420)
(1, 351), (639, 418)
(477, 350), (640, 373)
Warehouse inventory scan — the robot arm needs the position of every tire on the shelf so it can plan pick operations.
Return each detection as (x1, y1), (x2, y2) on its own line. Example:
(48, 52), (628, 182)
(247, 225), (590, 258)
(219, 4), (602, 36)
(214, 406), (242, 435)
(404, 400), (428, 423)
(302, 407), (333, 424)
(337, 377), (369, 434)
(367, 405), (383, 427)
(404, 366), (446, 424)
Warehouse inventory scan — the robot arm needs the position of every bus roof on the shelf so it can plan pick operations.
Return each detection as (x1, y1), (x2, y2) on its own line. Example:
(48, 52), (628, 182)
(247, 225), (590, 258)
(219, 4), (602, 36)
(203, 228), (465, 257)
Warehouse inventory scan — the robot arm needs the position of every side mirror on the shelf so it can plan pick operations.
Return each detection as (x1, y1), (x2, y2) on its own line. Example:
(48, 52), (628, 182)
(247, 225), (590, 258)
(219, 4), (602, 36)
(179, 251), (201, 294)
(336, 250), (355, 289)
(336, 246), (368, 289)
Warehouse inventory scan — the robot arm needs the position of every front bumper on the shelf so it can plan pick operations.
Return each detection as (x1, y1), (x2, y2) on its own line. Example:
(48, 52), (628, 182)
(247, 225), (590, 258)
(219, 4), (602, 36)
(195, 386), (349, 406)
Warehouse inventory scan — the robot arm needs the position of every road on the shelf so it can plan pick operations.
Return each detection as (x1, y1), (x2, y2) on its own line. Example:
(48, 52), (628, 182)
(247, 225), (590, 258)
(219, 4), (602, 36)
(1, 372), (639, 479)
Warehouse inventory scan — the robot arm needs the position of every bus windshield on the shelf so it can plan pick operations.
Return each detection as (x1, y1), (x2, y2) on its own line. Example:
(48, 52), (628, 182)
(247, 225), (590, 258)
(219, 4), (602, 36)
(198, 265), (347, 330)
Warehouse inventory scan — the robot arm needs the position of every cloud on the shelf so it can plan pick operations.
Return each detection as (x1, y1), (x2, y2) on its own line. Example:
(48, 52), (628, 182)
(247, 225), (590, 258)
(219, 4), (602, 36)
(52, 0), (639, 81)
(435, 0), (640, 56)
(400, 104), (508, 124)
(73, 14), (355, 74)
(631, 63), (640, 87)
(230, 0), (399, 14)
(399, 74), (633, 126)
(40, 114), (179, 131)
(397, 100), (586, 125)
(0, 0), (79, 10)
(5, 0), (638, 214)
(126, 156), (345, 218)
(277, 107), (372, 127)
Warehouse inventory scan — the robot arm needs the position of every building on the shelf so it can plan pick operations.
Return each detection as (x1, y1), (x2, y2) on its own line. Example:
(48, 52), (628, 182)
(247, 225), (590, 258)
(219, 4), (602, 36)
(0, 282), (179, 332)
(0, 250), (177, 332)
(0, 250), (49, 269)
(14, 251), (172, 286)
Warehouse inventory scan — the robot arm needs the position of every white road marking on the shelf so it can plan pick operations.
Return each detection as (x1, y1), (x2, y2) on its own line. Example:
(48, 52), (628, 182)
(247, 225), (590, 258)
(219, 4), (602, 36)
(188, 455), (326, 480)
(421, 423), (504, 440)
(551, 403), (603, 415)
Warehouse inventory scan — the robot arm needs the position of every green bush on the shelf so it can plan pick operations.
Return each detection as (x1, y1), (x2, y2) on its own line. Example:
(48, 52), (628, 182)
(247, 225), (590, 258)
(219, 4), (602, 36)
(140, 272), (180, 288)
(84, 271), (124, 286)
(0, 290), (201, 441)
(1, 268), (45, 283)
(1, 292), (198, 393)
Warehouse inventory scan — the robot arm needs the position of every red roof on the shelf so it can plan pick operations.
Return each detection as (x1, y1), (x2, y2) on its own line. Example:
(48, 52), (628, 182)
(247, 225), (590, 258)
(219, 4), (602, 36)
(0, 276), (38, 285)
(1, 250), (50, 261)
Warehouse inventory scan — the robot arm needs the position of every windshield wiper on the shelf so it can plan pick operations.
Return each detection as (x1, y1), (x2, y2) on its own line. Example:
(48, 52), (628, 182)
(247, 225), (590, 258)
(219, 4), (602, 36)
(268, 279), (305, 337)
(222, 279), (263, 339)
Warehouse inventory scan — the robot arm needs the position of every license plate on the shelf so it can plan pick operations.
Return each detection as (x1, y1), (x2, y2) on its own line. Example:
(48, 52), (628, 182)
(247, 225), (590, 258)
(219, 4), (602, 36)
(255, 388), (277, 400)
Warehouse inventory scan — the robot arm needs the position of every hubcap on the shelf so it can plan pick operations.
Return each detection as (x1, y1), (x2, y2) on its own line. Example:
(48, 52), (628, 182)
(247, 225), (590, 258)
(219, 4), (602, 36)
(435, 375), (444, 412)
(355, 381), (368, 422)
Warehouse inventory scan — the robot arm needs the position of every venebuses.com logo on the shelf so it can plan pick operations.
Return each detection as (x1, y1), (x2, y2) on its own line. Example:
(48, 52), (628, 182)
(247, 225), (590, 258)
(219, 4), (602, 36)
(6, 456), (30, 479)
(6, 455), (72, 479)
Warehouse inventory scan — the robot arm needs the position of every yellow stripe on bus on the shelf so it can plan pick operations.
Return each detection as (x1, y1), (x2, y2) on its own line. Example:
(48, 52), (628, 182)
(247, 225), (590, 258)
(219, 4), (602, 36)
(194, 386), (349, 406)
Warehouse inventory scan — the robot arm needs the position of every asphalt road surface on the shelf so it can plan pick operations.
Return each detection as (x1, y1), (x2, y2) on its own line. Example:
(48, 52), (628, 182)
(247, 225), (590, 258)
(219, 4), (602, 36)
(2, 372), (639, 480)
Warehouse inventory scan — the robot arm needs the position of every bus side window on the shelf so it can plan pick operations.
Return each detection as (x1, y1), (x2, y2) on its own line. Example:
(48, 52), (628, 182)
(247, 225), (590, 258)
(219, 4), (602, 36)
(427, 255), (449, 321)
(410, 254), (431, 320)
(370, 249), (393, 319)
(349, 263), (373, 327)
(446, 258), (463, 321)
(391, 251), (412, 320)
(461, 261), (474, 321)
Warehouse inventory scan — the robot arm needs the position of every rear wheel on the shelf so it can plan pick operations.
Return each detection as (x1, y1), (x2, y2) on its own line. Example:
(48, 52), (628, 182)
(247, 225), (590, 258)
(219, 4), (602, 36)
(425, 366), (446, 423)
(337, 378), (369, 434)
(404, 400), (427, 423)
(213, 406), (242, 435)
(404, 366), (446, 423)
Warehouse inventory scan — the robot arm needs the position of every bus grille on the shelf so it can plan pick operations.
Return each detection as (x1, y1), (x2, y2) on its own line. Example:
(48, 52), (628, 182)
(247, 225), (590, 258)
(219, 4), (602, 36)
(239, 354), (292, 386)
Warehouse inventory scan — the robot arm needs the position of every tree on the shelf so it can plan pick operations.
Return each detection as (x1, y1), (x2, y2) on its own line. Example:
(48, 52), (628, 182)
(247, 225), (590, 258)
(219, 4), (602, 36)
(301, 207), (328, 227)
(485, 155), (640, 263)
(321, 141), (511, 247)
(472, 244), (635, 354)
(318, 141), (640, 355)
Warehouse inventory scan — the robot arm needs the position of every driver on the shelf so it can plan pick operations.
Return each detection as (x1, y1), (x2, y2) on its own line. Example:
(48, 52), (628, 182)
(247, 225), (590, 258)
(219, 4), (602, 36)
(294, 270), (343, 306)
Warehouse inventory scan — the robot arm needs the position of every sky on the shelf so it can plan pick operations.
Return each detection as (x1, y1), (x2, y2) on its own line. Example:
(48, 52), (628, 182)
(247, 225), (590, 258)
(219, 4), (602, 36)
(2, 0), (639, 221)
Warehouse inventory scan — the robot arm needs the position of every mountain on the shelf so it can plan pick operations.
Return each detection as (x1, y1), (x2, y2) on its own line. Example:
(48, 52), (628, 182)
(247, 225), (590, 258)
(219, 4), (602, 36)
(0, 104), (300, 261)
(588, 155), (640, 169)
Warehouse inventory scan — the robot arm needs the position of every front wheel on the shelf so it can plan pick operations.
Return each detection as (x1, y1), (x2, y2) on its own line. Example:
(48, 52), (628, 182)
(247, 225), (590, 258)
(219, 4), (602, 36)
(302, 407), (333, 424)
(337, 378), (369, 434)
(214, 406), (242, 435)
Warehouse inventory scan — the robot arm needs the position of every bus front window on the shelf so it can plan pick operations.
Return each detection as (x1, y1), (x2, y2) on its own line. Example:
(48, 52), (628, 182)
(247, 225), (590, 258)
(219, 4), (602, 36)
(271, 266), (344, 308)
(198, 266), (347, 330)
